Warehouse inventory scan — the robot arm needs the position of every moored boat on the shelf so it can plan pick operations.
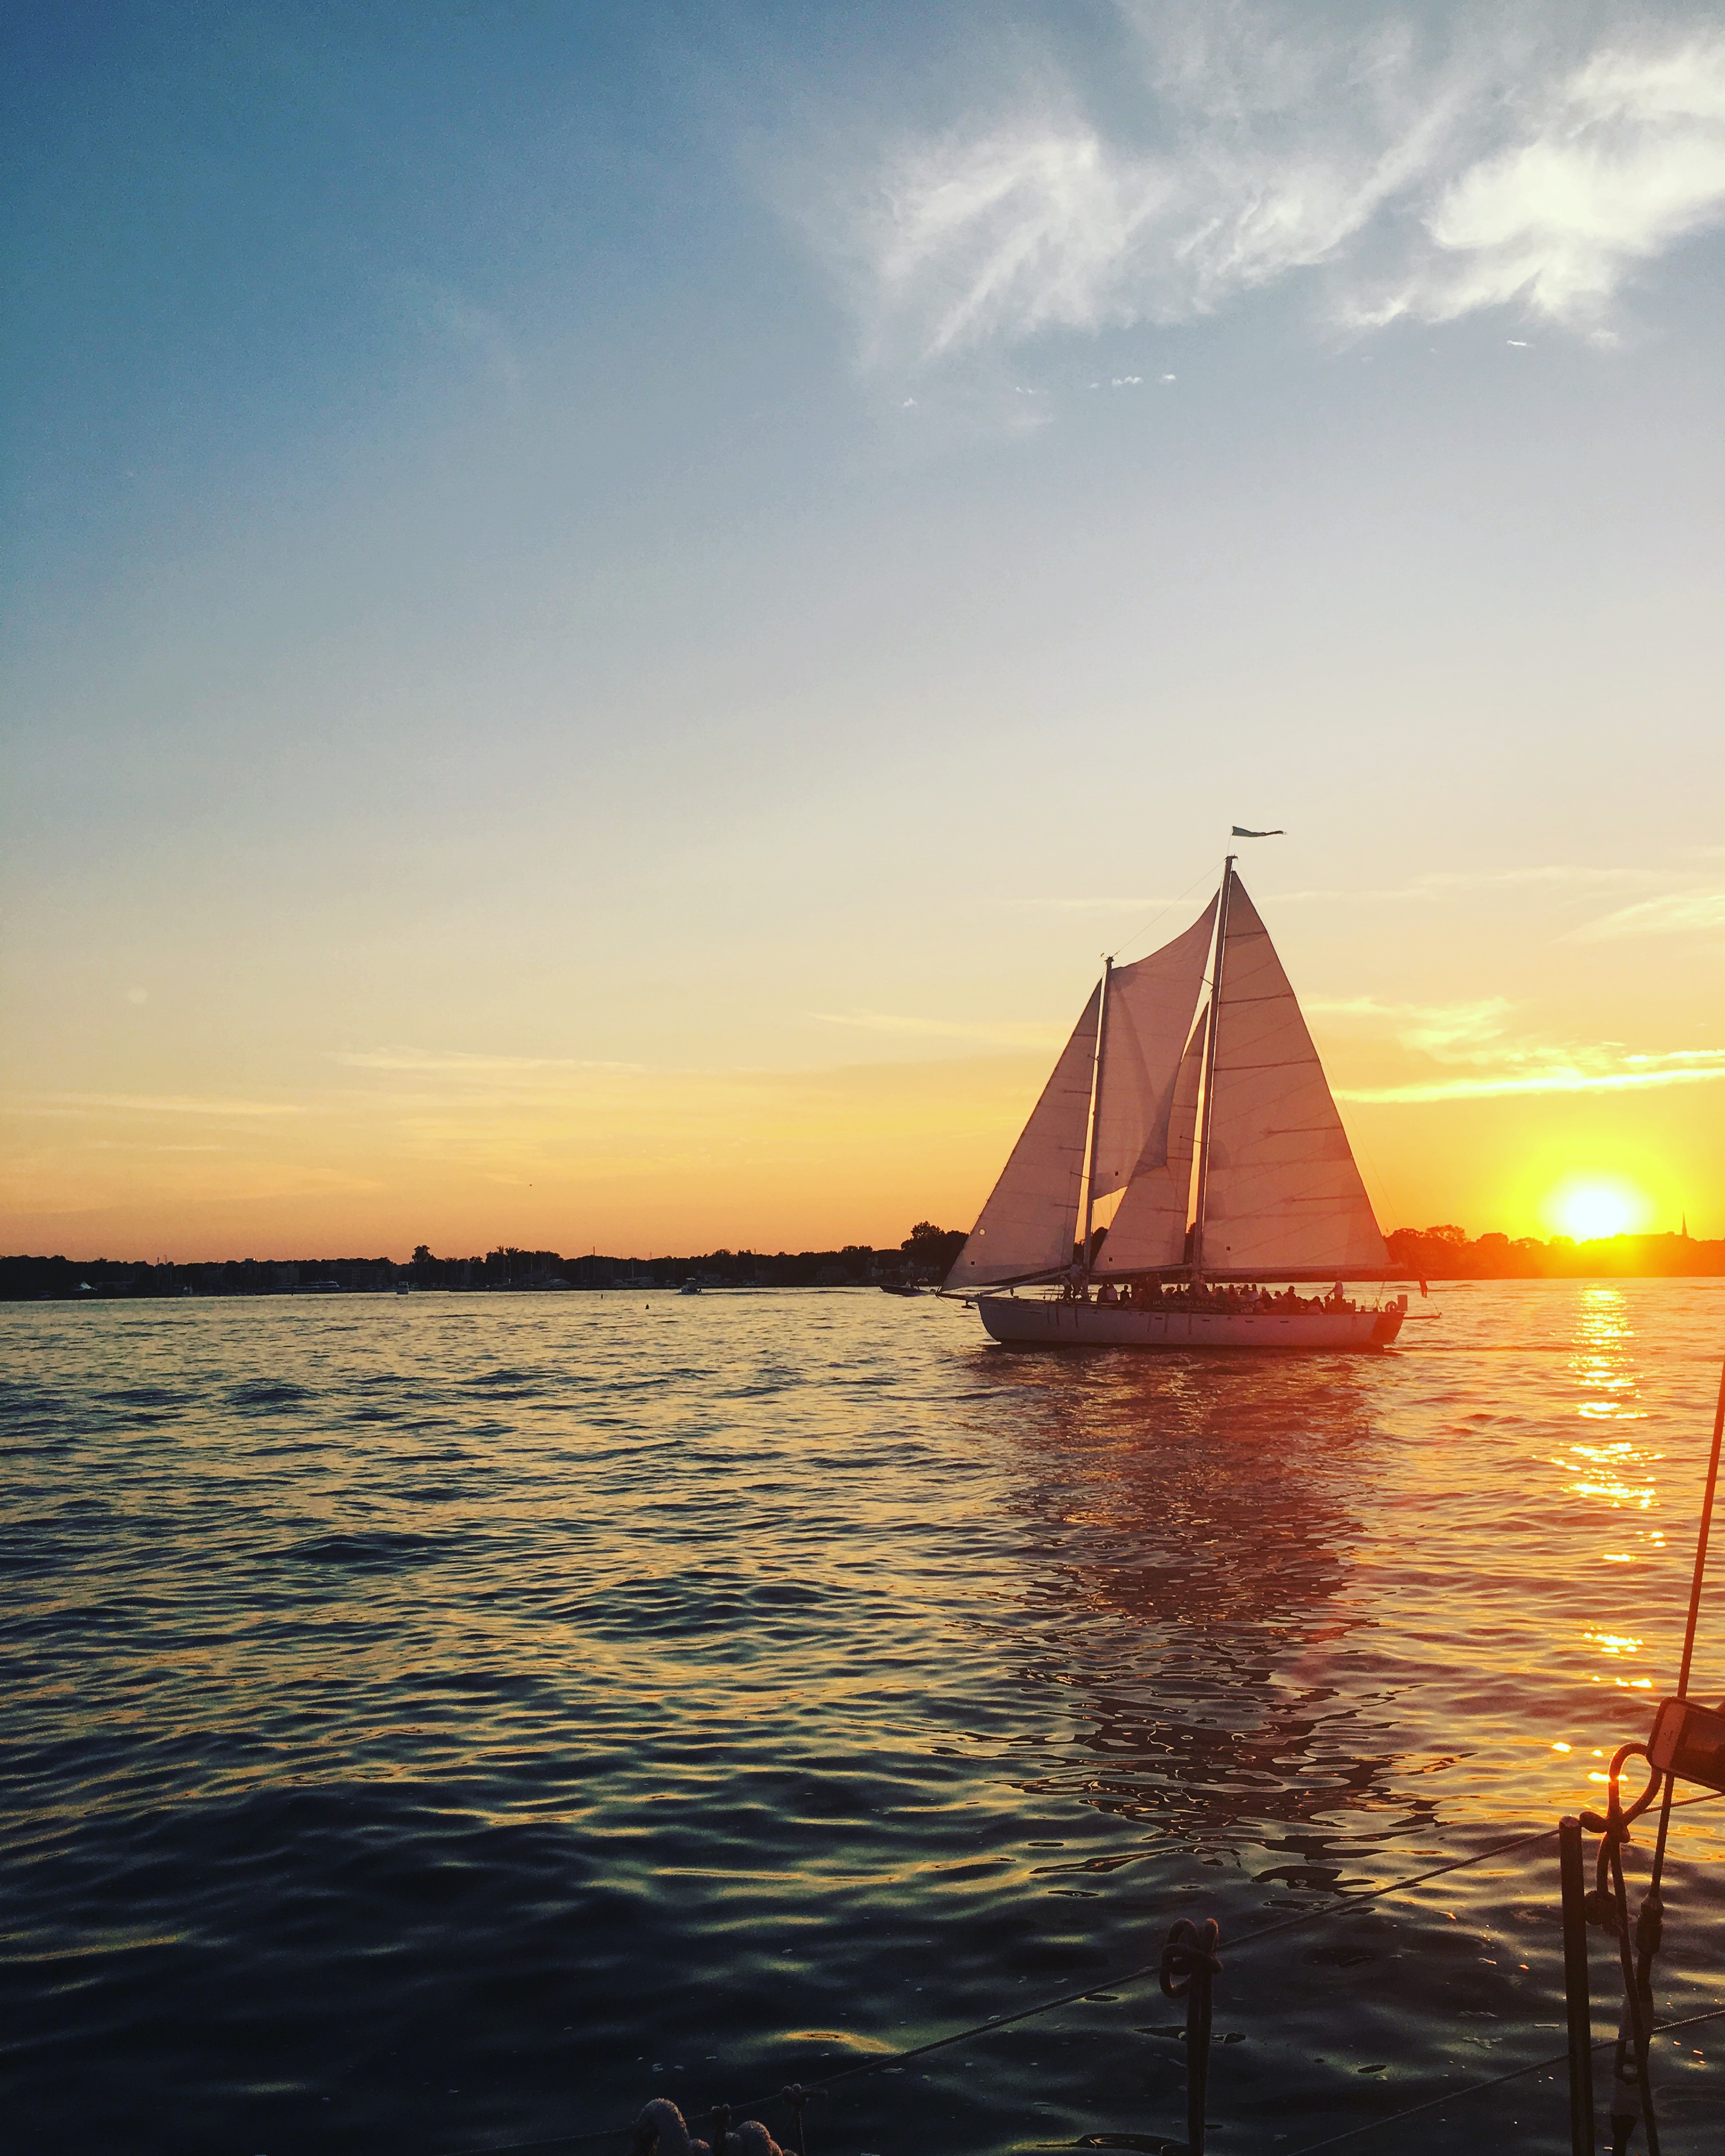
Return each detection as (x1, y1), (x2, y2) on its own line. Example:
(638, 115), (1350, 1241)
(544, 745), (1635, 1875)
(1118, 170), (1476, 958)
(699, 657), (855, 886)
(946, 850), (1415, 1350)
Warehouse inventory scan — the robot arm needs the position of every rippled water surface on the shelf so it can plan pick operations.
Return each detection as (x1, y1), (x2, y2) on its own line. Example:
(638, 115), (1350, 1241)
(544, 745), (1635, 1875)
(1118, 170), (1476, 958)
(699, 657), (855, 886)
(4, 1283), (1724, 2154)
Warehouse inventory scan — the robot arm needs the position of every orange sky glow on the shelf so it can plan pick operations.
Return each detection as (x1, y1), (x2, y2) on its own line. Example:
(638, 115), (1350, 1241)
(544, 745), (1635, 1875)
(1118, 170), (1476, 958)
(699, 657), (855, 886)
(6, 11), (1722, 1263)
(6, 858), (1720, 1260)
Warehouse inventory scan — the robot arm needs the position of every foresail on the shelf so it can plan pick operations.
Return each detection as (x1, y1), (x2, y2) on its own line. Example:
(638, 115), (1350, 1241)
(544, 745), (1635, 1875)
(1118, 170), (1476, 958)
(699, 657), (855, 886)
(946, 984), (1102, 1288)
(1087, 898), (1217, 1202)
(1200, 878), (1388, 1276)
(1096, 1006), (1206, 1273)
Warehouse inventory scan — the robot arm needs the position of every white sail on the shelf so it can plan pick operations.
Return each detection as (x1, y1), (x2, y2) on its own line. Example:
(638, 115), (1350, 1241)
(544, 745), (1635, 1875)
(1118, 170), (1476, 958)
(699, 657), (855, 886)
(1095, 1006), (1206, 1274)
(1198, 877), (1388, 1276)
(946, 984), (1102, 1288)
(1086, 899), (1217, 1202)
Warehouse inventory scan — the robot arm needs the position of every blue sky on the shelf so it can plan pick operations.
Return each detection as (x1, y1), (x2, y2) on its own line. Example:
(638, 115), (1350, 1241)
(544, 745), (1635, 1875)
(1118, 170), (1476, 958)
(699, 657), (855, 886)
(5, 2), (1724, 1255)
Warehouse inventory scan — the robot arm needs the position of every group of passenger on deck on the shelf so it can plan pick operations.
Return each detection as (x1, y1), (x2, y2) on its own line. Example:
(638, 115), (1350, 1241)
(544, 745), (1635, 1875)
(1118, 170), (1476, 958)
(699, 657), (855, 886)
(1058, 1271), (1355, 1314)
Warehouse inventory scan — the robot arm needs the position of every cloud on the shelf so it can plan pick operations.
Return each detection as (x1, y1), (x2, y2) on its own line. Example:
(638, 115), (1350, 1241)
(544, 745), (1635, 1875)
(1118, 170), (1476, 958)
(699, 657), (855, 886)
(1307, 993), (1516, 1058)
(1338, 1055), (1725, 1103)
(1005, 893), (1192, 911)
(819, 7), (1725, 361)
(1266, 865), (1667, 905)
(327, 1048), (643, 1074)
(1568, 889), (1725, 939)
(1312, 993), (1725, 1101)
(21, 1094), (306, 1117)
(1371, 37), (1725, 329)
(813, 1009), (1064, 1047)
(1405, 865), (1664, 891)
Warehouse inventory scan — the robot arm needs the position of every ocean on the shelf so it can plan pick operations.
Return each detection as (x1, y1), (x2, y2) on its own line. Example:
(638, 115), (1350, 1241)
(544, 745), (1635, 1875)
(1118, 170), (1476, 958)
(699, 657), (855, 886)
(3, 1281), (1723, 2154)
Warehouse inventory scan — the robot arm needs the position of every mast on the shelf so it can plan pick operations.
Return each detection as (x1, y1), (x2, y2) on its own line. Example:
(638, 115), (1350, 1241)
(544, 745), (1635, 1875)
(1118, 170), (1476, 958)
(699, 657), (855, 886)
(1189, 856), (1235, 1290)
(1079, 957), (1113, 1279)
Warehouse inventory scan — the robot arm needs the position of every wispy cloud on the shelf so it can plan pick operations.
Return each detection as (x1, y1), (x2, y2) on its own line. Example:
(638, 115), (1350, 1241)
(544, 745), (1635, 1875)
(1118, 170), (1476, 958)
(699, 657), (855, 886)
(1275, 864), (1666, 903)
(1405, 865), (1663, 891)
(1313, 993), (1725, 1102)
(19, 1094), (306, 1117)
(1373, 38), (1725, 329)
(327, 1049), (643, 1074)
(1010, 867), (1659, 910)
(1568, 890), (1725, 940)
(1308, 994), (1515, 1059)
(1003, 893), (1191, 912)
(1339, 1055), (1725, 1104)
(818, 6), (1725, 362)
(813, 1010), (1064, 1047)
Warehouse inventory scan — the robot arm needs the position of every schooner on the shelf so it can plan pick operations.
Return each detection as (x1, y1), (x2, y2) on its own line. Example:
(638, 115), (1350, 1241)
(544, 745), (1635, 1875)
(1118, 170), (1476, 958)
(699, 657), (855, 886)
(946, 856), (1410, 1349)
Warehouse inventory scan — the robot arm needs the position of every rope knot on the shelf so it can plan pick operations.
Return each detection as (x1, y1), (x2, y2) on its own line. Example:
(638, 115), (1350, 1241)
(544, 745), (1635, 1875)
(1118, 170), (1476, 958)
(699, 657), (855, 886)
(1158, 1916), (1222, 1998)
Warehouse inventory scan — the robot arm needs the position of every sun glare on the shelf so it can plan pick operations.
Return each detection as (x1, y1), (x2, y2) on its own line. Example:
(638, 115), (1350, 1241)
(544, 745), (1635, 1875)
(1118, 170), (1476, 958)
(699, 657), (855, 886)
(1548, 1177), (1650, 1243)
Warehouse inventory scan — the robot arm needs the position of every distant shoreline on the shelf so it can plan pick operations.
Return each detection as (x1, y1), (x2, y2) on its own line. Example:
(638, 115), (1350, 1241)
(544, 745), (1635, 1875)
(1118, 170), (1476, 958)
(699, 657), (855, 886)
(0, 1228), (972, 1301)
(3, 1225), (1721, 1300)
(1384, 1226), (1724, 1282)
(4, 1275), (1723, 1305)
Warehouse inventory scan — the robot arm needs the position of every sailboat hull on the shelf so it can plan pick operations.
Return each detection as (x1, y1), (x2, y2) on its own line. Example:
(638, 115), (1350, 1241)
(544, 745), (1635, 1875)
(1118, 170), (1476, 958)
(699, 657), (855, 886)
(973, 1296), (1403, 1351)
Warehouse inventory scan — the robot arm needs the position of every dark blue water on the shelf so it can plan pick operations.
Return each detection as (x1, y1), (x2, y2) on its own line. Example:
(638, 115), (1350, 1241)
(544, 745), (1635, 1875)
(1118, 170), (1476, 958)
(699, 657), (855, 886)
(3, 1283), (1723, 2154)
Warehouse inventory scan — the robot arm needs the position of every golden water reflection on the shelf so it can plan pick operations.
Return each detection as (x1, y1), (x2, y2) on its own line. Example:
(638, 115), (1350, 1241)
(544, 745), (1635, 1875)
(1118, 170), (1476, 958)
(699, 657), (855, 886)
(1562, 1287), (1665, 1691)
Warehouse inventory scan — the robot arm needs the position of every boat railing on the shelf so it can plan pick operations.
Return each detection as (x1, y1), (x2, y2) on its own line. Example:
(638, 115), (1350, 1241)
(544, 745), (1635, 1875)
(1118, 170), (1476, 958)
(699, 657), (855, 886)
(419, 1787), (1724, 2156)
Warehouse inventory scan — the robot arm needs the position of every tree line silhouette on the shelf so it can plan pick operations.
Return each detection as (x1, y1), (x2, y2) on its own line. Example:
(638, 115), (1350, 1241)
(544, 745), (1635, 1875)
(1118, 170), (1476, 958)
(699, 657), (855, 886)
(0, 1223), (970, 1300)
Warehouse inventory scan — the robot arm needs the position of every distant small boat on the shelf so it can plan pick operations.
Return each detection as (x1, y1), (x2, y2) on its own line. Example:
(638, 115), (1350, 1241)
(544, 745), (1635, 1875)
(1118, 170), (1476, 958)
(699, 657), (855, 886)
(948, 852), (1413, 1352)
(880, 1282), (923, 1297)
(679, 1281), (702, 1295)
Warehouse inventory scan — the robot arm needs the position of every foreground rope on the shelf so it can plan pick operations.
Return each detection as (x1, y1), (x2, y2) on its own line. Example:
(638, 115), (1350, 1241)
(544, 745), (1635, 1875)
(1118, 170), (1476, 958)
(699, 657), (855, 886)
(1160, 1918), (1222, 2156)
(437, 1791), (1725, 2156)
(1281, 2002), (1725, 2155)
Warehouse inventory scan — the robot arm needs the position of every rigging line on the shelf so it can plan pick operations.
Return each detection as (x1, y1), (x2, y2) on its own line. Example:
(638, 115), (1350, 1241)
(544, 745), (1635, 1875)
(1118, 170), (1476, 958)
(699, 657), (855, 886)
(432, 1794), (1725, 2156)
(1278, 2002), (1725, 2156)
(1106, 865), (1215, 966)
(1628, 1354), (1725, 2146)
(442, 2000), (1725, 2156)
(1330, 1093), (1403, 1252)
(1652, 1353), (1725, 1890)
(778, 1816), (1605, 2092)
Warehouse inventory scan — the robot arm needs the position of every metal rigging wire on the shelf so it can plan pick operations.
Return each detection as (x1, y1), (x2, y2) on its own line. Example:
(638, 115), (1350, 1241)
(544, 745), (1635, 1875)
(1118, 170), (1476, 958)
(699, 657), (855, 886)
(429, 1798), (1725, 2156)
(1281, 2002), (1725, 2156)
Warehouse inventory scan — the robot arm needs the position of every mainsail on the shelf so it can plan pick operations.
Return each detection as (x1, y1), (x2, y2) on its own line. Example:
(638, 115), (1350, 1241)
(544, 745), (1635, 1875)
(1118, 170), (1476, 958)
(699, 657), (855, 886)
(1196, 877), (1388, 1277)
(1095, 1007), (1206, 1274)
(1086, 899), (1217, 1203)
(946, 861), (1388, 1293)
(945, 985), (1101, 1289)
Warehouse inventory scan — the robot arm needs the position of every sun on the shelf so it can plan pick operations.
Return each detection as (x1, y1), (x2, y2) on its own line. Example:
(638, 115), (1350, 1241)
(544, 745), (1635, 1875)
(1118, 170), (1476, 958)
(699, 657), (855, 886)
(1547, 1176), (1651, 1243)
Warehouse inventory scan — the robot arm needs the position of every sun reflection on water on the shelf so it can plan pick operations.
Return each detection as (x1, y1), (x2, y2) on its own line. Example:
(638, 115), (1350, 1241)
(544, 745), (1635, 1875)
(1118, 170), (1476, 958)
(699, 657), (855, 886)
(1583, 1631), (1643, 1657)
(1564, 1445), (1655, 1507)
(1558, 1288), (1674, 1684)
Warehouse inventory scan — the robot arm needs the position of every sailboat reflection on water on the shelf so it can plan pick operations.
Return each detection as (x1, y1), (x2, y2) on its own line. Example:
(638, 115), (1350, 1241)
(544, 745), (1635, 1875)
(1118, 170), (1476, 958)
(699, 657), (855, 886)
(947, 856), (1415, 1350)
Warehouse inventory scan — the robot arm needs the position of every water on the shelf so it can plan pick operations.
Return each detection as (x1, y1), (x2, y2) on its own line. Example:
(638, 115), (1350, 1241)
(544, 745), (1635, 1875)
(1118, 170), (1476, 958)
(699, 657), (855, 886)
(3, 1281), (1723, 2155)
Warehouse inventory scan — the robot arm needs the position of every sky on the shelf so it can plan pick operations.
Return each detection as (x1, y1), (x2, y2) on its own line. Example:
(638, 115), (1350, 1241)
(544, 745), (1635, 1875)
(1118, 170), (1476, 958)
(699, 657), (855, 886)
(4, 0), (1724, 1261)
